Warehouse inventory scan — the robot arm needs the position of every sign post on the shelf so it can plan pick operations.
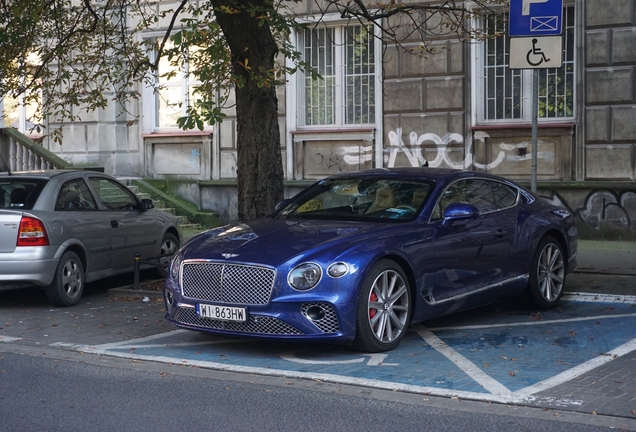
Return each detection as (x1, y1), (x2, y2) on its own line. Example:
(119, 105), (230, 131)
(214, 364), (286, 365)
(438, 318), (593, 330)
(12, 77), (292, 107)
(508, 0), (563, 192)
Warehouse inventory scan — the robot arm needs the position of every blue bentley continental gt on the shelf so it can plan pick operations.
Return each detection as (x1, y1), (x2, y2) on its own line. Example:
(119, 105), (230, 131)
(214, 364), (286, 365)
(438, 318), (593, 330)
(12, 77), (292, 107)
(163, 168), (577, 352)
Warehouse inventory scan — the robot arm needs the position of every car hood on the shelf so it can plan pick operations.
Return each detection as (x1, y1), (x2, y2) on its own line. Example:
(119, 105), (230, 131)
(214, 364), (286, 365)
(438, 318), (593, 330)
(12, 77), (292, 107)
(181, 217), (380, 266)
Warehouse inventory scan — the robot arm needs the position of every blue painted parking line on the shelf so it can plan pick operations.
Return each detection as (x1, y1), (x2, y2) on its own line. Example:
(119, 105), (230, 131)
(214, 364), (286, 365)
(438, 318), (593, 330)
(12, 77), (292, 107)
(52, 299), (636, 404)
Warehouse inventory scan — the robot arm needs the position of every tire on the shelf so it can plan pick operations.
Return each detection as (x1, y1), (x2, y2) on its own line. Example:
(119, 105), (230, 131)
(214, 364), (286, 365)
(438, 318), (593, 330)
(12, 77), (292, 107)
(45, 251), (85, 307)
(527, 235), (566, 309)
(155, 233), (180, 278)
(352, 260), (411, 352)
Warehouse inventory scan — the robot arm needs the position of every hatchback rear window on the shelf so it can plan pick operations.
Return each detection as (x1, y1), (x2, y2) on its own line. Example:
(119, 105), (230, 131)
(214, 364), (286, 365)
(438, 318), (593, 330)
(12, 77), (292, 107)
(0, 179), (47, 210)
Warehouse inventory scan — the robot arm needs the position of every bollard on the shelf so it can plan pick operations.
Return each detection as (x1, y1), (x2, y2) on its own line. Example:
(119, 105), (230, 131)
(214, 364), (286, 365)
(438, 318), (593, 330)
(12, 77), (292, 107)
(133, 252), (141, 290)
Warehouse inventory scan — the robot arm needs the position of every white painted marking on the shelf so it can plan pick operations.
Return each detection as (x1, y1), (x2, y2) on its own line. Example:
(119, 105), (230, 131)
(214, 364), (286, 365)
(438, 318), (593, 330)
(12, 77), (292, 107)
(281, 350), (364, 365)
(428, 312), (636, 332)
(67, 345), (513, 403)
(513, 338), (636, 399)
(0, 336), (22, 343)
(413, 324), (512, 397)
(280, 351), (398, 367)
(563, 292), (636, 304)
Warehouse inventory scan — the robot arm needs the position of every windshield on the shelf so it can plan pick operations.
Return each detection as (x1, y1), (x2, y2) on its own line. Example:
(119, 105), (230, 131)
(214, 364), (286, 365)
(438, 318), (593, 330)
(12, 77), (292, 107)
(274, 177), (433, 222)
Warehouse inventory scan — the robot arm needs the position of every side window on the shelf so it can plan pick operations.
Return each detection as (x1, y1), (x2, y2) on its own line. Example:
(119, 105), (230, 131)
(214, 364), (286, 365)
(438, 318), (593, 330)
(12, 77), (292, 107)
(88, 177), (139, 211)
(55, 179), (97, 211)
(466, 180), (496, 213)
(434, 179), (496, 219)
(491, 181), (518, 209)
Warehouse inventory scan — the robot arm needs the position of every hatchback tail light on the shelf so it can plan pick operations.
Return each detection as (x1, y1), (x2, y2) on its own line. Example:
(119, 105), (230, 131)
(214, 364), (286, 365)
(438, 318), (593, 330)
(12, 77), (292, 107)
(17, 216), (49, 246)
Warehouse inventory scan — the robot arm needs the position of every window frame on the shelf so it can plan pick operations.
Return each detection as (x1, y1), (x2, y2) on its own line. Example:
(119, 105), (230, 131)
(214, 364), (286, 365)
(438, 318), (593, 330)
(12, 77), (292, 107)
(88, 177), (140, 211)
(287, 15), (383, 132)
(430, 178), (520, 221)
(55, 179), (98, 212)
(141, 34), (214, 134)
(471, 4), (576, 126)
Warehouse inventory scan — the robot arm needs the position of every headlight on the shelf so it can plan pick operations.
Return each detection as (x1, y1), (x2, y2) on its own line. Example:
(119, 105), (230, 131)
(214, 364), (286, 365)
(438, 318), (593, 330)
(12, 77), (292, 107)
(288, 263), (322, 290)
(170, 253), (183, 280)
(327, 262), (349, 278)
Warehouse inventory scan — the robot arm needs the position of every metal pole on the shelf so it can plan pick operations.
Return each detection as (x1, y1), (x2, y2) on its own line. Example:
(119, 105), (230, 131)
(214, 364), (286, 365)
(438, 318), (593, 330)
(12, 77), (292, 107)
(133, 252), (140, 290)
(531, 70), (539, 193)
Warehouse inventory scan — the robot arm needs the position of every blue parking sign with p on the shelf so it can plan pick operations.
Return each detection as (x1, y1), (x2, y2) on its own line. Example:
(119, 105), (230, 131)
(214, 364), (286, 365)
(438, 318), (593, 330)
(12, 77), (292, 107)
(508, 0), (563, 37)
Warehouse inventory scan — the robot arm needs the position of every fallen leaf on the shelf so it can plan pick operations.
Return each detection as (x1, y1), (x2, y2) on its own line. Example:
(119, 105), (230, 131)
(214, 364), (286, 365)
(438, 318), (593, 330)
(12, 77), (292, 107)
(591, 411), (597, 415)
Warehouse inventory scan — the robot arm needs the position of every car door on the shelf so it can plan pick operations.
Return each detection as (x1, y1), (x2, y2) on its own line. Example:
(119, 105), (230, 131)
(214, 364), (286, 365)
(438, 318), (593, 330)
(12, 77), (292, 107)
(88, 176), (161, 270)
(431, 179), (515, 303)
(54, 178), (111, 273)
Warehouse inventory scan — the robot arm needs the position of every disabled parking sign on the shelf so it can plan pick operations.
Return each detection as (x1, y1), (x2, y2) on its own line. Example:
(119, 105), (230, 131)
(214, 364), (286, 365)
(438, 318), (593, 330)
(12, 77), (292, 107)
(508, 36), (563, 69)
(508, 0), (563, 37)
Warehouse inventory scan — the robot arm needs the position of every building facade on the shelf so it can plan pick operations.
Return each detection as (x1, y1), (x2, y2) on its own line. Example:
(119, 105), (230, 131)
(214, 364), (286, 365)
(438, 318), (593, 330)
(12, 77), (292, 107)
(3, 0), (636, 238)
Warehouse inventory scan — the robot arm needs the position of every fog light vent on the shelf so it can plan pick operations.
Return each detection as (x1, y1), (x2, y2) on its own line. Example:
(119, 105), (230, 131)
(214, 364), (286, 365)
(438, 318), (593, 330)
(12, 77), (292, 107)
(301, 303), (339, 334)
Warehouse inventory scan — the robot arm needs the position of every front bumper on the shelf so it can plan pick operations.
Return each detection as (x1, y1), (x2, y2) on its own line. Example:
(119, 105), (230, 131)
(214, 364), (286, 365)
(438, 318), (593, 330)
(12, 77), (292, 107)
(163, 278), (358, 341)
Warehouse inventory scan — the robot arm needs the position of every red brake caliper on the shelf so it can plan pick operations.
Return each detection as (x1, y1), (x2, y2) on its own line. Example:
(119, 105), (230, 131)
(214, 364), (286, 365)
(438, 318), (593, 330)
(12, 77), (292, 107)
(369, 292), (378, 319)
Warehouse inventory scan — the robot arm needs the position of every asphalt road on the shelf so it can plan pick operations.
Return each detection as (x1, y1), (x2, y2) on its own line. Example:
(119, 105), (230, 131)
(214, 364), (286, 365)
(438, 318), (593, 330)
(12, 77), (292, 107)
(0, 349), (625, 432)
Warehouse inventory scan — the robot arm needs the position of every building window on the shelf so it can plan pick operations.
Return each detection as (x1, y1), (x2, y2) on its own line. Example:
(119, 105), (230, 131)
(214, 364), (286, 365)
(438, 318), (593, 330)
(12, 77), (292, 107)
(2, 93), (41, 133)
(147, 41), (210, 131)
(1, 54), (43, 135)
(300, 24), (376, 127)
(476, 5), (575, 123)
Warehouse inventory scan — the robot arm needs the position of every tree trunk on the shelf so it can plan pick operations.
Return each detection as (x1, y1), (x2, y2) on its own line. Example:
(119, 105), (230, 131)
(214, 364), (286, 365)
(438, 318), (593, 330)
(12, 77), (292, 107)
(211, 0), (285, 221)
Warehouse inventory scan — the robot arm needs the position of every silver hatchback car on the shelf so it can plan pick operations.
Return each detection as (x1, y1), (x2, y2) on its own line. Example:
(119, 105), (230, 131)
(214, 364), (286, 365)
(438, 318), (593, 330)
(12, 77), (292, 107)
(0, 169), (181, 306)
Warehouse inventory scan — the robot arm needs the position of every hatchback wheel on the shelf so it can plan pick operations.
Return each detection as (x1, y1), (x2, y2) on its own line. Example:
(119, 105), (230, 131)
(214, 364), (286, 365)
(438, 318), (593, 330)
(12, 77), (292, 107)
(527, 235), (566, 309)
(156, 233), (180, 278)
(352, 260), (411, 352)
(45, 251), (85, 307)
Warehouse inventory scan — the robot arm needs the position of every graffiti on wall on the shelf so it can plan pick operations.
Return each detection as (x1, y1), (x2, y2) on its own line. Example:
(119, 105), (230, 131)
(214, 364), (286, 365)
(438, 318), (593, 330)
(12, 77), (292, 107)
(576, 189), (636, 232)
(310, 145), (373, 173)
(385, 129), (554, 169)
(541, 189), (636, 238)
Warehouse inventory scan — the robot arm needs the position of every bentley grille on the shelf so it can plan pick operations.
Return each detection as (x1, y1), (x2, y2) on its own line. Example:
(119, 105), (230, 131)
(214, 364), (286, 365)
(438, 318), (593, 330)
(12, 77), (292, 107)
(181, 261), (275, 305)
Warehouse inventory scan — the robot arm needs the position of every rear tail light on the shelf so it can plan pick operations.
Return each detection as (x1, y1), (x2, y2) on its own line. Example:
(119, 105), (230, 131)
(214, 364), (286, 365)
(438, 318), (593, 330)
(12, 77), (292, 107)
(17, 216), (49, 246)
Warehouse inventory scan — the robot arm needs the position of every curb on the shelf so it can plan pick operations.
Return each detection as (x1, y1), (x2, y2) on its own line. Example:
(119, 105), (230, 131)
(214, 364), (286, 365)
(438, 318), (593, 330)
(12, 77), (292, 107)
(108, 287), (163, 299)
(563, 292), (636, 304)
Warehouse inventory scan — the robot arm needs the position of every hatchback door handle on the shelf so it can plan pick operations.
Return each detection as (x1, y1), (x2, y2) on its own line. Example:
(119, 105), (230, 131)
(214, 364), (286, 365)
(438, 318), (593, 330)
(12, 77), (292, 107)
(110, 220), (118, 228)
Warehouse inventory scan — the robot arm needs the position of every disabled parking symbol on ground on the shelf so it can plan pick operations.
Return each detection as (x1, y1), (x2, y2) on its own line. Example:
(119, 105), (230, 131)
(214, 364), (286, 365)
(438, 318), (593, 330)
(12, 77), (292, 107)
(53, 299), (636, 404)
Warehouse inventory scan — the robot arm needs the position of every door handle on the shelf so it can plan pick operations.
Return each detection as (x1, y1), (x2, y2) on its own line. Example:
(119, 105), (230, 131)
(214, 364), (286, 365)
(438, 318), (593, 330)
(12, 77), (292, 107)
(110, 220), (119, 228)
(495, 229), (505, 238)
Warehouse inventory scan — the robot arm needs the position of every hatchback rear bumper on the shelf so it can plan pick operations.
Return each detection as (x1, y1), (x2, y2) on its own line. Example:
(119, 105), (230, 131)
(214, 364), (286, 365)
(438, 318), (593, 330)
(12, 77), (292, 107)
(0, 247), (59, 286)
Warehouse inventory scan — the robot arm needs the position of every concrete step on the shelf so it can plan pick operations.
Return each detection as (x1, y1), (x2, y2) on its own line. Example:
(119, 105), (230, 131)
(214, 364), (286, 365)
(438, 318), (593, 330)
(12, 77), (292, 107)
(152, 200), (166, 209)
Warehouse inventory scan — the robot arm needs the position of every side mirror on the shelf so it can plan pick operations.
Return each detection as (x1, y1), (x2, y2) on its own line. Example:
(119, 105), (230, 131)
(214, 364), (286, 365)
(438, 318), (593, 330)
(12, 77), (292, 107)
(275, 199), (290, 211)
(141, 198), (155, 211)
(442, 202), (479, 225)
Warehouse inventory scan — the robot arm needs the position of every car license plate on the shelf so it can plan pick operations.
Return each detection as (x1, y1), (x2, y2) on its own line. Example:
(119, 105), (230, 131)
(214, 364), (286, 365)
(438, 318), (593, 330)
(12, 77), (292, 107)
(196, 303), (247, 322)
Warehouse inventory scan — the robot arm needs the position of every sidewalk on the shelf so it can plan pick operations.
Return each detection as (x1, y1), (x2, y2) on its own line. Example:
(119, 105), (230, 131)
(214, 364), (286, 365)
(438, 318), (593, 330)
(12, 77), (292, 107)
(565, 240), (636, 297)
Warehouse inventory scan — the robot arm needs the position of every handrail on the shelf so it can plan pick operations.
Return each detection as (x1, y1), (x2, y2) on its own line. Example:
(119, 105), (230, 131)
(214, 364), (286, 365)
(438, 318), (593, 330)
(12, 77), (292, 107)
(0, 128), (72, 171)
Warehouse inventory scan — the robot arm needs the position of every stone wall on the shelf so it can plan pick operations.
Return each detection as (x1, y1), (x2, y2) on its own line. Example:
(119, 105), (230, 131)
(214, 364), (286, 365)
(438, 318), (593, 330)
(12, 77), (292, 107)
(584, 0), (636, 181)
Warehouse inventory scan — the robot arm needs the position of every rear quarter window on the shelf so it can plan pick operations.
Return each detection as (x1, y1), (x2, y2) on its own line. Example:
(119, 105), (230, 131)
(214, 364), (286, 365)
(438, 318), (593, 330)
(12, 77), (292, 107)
(0, 179), (47, 210)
